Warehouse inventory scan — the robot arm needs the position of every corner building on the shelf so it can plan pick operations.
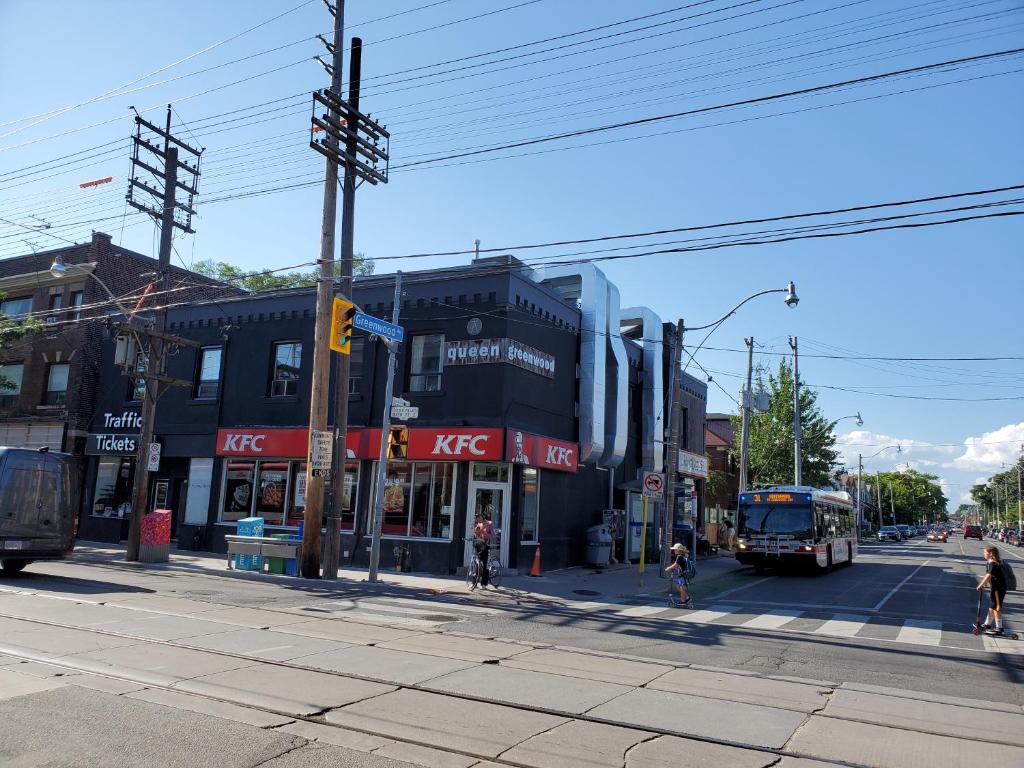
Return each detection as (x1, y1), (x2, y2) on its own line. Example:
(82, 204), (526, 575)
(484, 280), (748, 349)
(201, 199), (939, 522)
(81, 256), (706, 573)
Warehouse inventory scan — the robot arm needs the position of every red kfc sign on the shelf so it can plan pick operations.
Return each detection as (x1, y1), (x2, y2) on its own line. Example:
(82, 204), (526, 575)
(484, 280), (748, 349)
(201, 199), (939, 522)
(505, 430), (578, 472)
(216, 428), (366, 458)
(411, 427), (503, 460)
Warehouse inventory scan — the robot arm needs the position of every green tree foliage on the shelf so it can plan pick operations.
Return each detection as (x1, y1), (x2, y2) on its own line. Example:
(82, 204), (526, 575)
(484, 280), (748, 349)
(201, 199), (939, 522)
(0, 291), (41, 391)
(730, 361), (840, 488)
(193, 253), (375, 292)
(871, 469), (948, 526)
(972, 458), (1023, 524)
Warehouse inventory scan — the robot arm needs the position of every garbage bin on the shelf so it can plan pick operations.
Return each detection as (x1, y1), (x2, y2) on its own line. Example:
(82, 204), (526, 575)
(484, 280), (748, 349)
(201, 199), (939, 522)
(586, 524), (613, 566)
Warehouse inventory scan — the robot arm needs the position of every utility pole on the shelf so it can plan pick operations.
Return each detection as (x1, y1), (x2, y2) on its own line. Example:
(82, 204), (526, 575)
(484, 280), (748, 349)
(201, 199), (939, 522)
(738, 337), (754, 493)
(1016, 444), (1022, 533)
(323, 36), (363, 581)
(367, 272), (403, 583)
(789, 336), (802, 486)
(123, 108), (202, 561)
(662, 320), (685, 571)
(857, 454), (863, 533)
(875, 472), (883, 530)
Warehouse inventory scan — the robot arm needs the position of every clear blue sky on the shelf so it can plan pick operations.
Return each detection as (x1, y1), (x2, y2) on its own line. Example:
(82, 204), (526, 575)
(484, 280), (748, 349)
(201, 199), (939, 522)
(2, 1), (1022, 508)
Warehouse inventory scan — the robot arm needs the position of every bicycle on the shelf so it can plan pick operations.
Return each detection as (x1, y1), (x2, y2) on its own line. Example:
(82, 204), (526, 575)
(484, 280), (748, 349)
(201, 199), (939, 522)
(464, 538), (502, 590)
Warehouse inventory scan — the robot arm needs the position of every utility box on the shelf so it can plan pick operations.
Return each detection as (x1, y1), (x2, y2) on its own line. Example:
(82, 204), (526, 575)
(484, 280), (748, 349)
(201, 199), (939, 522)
(235, 517), (264, 570)
(586, 524), (613, 567)
(139, 509), (171, 563)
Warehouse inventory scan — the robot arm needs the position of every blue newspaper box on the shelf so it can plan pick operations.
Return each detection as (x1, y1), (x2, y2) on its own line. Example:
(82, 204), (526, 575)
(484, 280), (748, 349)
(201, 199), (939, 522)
(235, 517), (265, 570)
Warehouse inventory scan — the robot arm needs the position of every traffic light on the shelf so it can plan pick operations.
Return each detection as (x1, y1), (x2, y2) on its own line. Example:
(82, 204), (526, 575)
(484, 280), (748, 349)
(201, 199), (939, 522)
(330, 297), (356, 354)
(387, 426), (409, 460)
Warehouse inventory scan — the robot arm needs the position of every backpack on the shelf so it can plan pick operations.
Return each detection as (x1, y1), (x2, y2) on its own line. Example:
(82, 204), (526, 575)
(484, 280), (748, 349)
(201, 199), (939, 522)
(1002, 561), (1017, 591)
(683, 557), (697, 582)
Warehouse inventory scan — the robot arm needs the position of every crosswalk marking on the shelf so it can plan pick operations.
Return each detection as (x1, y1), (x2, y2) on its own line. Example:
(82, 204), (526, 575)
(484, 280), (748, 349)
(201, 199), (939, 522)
(673, 605), (740, 624)
(814, 614), (870, 638)
(896, 619), (943, 646)
(615, 604), (666, 618)
(741, 609), (804, 630)
(982, 633), (1024, 655)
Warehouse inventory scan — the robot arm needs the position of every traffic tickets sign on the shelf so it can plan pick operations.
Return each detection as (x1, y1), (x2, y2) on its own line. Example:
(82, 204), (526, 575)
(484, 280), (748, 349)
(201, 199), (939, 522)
(642, 471), (665, 499)
(309, 429), (333, 477)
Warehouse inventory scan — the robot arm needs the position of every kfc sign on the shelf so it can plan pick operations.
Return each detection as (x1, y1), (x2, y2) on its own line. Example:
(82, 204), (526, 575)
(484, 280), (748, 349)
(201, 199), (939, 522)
(412, 428), (503, 460)
(505, 430), (578, 473)
(216, 428), (309, 457)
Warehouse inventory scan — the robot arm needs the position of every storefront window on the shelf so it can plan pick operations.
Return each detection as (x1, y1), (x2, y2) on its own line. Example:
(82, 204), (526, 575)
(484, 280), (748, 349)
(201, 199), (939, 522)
(472, 463), (509, 483)
(255, 462), (288, 525)
(372, 461), (455, 540)
(222, 460), (256, 521)
(93, 458), (134, 517)
(289, 462), (307, 527)
(520, 467), (540, 543)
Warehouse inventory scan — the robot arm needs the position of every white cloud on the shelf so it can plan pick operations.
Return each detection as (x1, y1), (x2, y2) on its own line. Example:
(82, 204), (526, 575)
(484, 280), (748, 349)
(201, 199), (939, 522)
(951, 422), (1024, 472)
(834, 430), (957, 468)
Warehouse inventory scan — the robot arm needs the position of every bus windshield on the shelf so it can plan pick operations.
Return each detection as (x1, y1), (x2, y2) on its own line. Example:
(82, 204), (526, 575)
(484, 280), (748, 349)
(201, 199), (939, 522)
(739, 503), (813, 540)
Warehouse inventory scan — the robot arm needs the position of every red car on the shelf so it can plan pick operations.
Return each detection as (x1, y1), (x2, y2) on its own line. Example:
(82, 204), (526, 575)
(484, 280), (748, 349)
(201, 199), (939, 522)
(963, 525), (983, 540)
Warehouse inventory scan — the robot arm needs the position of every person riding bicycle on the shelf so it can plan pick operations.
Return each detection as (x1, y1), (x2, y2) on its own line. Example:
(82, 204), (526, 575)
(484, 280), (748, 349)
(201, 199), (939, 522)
(665, 543), (693, 608)
(473, 512), (495, 589)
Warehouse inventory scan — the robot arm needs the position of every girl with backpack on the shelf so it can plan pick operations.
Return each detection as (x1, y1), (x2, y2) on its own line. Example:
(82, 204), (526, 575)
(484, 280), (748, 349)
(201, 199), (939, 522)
(977, 546), (1011, 636)
(665, 543), (694, 608)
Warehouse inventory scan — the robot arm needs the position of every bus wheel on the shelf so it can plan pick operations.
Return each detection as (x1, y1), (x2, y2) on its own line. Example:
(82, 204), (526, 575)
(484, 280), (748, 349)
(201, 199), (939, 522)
(824, 547), (833, 574)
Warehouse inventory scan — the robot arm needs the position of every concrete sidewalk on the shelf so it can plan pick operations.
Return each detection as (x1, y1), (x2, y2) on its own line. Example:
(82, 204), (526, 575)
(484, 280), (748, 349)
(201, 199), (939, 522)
(69, 541), (751, 605)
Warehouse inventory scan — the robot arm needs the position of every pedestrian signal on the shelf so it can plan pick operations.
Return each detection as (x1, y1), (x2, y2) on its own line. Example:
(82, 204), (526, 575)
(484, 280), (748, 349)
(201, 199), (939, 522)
(387, 426), (409, 460)
(330, 297), (357, 354)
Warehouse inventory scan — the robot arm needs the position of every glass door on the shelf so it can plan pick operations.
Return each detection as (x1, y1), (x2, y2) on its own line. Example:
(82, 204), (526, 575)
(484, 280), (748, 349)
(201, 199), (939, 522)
(464, 481), (510, 569)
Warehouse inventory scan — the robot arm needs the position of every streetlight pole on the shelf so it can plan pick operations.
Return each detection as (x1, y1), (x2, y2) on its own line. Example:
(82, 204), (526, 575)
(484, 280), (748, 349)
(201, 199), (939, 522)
(738, 336), (754, 494)
(790, 336), (801, 486)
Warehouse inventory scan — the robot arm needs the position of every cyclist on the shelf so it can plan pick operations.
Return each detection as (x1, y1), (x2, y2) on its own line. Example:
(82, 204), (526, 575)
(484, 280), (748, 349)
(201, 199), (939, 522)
(473, 512), (495, 589)
(665, 543), (694, 608)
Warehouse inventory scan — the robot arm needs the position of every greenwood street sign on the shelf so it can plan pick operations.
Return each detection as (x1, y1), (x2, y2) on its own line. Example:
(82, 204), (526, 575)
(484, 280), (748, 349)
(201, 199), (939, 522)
(354, 312), (404, 342)
(390, 406), (419, 421)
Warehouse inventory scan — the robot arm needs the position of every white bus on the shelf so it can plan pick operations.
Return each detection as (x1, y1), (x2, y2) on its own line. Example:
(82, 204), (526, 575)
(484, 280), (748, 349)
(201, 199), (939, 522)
(735, 486), (857, 573)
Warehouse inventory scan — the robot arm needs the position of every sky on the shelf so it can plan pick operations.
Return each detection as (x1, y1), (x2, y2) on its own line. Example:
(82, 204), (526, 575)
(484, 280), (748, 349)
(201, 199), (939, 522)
(1, 0), (1022, 509)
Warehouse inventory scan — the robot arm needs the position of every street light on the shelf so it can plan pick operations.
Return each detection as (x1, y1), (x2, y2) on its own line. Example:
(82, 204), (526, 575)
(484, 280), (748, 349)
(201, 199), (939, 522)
(859, 444), (901, 534)
(49, 255), (133, 317)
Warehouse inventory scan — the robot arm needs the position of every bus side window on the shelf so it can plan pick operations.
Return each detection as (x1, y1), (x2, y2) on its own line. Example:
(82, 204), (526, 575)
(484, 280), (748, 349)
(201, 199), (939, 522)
(814, 506), (825, 541)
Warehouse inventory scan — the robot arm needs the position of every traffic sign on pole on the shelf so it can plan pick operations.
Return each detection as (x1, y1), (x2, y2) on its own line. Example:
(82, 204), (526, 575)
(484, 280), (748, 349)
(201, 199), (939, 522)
(390, 406), (419, 421)
(309, 429), (333, 478)
(642, 471), (665, 499)
(354, 312), (404, 342)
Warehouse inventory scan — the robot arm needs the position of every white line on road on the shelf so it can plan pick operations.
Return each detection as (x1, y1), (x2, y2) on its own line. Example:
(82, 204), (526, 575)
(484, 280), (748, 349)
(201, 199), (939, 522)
(741, 609), (804, 630)
(872, 560), (931, 612)
(814, 614), (870, 638)
(673, 605), (740, 624)
(896, 619), (943, 646)
(614, 604), (666, 618)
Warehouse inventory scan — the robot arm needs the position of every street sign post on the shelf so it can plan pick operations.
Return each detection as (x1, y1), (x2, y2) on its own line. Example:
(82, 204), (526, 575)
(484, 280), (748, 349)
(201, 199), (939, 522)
(309, 429), (333, 478)
(354, 312), (404, 342)
(146, 443), (161, 472)
(392, 396), (410, 407)
(390, 405), (419, 421)
(642, 471), (665, 499)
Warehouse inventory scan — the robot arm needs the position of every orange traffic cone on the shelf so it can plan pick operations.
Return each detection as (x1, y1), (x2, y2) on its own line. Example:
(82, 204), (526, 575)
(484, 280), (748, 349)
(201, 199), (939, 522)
(528, 545), (542, 577)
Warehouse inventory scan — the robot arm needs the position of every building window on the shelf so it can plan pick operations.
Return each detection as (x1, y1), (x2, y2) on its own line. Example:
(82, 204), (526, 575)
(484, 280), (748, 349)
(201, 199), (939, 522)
(0, 296), (32, 320)
(44, 363), (70, 406)
(0, 363), (23, 408)
(48, 293), (63, 311)
(128, 353), (147, 401)
(194, 346), (222, 399)
(92, 458), (135, 517)
(371, 461), (455, 539)
(348, 336), (364, 394)
(270, 341), (301, 397)
(69, 290), (84, 321)
(409, 334), (443, 392)
(520, 467), (540, 543)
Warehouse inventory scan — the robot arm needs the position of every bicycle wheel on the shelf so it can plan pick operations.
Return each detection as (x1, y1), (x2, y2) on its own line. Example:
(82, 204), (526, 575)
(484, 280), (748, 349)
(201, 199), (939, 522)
(488, 558), (502, 588)
(466, 557), (479, 589)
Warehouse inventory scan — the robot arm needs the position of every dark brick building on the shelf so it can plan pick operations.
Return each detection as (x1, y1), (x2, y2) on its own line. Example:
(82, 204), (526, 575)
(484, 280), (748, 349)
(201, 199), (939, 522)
(0, 231), (240, 454)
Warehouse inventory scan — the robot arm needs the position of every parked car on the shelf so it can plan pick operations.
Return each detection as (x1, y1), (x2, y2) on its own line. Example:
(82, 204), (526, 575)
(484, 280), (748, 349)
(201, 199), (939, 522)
(0, 447), (80, 575)
(963, 524), (983, 540)
(927, 529), (948, 543)
(896, 524), (914, 540)
(878, 526), (902, 542)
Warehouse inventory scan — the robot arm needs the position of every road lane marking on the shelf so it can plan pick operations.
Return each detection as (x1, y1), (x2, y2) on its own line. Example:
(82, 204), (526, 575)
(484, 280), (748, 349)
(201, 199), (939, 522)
(614, 605), (666, 618)
(872, 560), (931, 612)
(982, 633), (1024, 655)
(814, 614), (870, 637)
(896, 619), (943, 646)
(673, 605), (740, 624)
(741, 609), (804, 630)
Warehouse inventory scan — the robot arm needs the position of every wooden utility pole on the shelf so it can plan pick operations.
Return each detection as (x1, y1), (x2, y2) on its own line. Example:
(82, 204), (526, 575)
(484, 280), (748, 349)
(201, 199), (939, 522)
(661, 319), (684, 570)
(301, 0), (346, 578)
(790, 335), (802, 486)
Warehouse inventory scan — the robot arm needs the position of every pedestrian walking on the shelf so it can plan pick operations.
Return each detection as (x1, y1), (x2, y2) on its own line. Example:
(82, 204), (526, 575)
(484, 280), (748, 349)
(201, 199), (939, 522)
(977, 546), (1007, 635)
(724, 517), (736, 551)
(665, 543), (693, 608)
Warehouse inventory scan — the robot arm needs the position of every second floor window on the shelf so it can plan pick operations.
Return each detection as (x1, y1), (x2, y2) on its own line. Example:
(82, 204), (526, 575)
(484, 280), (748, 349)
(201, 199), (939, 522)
(1, 296), (32, 320)
(45, 363), (70, 406)
(0, 363), (24, 408)
(409, 334), (444, 392)
(271, 341), (302, 397)
(69, 290), (84, 321)
(195, 346), (222, 399)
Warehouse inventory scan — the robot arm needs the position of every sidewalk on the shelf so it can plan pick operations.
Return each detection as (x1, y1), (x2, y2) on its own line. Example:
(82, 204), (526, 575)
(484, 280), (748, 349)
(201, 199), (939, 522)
(69, 541), (751, 605)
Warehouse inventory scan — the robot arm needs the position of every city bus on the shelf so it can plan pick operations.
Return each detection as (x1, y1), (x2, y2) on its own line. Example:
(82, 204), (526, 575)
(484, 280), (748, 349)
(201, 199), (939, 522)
(735, 486), (857, 573)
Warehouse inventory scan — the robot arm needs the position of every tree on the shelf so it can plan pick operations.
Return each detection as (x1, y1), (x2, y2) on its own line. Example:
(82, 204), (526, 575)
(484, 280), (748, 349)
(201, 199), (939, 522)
(0, 291), (41, 392)
(972, 459), (1023, 525)
(872, 469), (948, 526)
(730, 361), (840, 488)
(193, 253), (375, 292)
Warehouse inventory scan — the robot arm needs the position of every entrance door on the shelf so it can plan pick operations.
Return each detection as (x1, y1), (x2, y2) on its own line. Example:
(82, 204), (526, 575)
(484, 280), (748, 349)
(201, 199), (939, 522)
(464, 481), (511, 569)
